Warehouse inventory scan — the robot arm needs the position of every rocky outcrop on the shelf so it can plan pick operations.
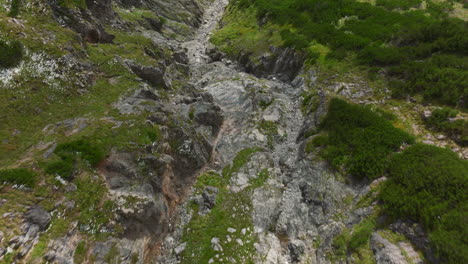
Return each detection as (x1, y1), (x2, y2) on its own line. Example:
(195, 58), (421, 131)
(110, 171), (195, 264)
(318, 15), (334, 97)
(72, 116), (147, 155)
(371, 232), (423, 264)
(240, 46), (305, 82)
(390, 220), (441, 264)
(206, 44), (305, 82)
(6, 206), (51, 260)
(128, 63), (171, 89)
(48, 0), (116, 43)
(116, 0), (206, 29)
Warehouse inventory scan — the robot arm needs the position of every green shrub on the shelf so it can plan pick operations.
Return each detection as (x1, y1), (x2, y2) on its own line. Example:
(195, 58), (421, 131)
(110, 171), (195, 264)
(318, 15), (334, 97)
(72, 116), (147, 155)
(319, 98), (413, 180)
(55, 139), (105, 166)
(0, 40), (23, 69)
(332, 232), (349, 257)
(8, 0), (21, 17)
(45, 139), (105, 180)
(388, 55), (468, 107)
(380, 144), (468, 263)
(0, 168), (37, 188)
(45, 157), (75, 180)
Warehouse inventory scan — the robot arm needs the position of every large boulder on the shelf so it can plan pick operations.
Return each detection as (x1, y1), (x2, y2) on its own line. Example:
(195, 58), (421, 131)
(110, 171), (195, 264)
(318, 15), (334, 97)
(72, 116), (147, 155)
(25, 205), (51, 231)
(129, 64), (171, 89)
(192, 102), (223, 134)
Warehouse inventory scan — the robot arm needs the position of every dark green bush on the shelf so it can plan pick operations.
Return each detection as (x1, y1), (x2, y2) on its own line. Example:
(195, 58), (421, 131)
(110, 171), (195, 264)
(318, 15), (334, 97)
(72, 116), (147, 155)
(0, 168), (37, 188)
(8, 0), (21, 17)
(54, 139), (105, 166)
(45, 157), (75, 180)
(45, 139), (105, 180)
(387, 53), (467, 108)
(319, 98), (414, 180)
(0, 40), (23, 69)
(380, 144), (468, 263)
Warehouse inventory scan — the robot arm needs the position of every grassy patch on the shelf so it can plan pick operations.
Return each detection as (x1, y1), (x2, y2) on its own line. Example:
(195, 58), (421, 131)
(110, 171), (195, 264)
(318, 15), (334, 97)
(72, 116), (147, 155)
(69, 174), (116, 236)
(349, 218), (376, 251)
(74, 241), (88, 263)
(222, 147), (263, 178)
(58, 0), (86, 8)
(181, 148), (265, 263)
(115, 7), (157, 23)
(249, 168), (269, 188)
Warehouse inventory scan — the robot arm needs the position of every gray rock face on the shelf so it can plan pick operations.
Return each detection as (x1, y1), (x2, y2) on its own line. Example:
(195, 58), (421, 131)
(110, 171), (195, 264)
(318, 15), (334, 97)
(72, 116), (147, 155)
(157, 0), (365, 262)
(6, 205), (52, 259)
(371, 233), (408, 264)
(288, 240), (305, 263)
(25, 205), (51, 231)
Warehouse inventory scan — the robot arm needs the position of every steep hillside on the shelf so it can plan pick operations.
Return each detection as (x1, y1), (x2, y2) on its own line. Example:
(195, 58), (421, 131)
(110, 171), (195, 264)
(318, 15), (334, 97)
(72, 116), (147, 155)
(0, 0), (467, 264)
(1, 0), (221, 262)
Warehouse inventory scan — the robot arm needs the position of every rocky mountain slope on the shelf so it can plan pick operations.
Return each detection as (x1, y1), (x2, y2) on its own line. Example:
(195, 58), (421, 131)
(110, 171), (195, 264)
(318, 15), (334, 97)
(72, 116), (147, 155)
(0, 0), (467, 263)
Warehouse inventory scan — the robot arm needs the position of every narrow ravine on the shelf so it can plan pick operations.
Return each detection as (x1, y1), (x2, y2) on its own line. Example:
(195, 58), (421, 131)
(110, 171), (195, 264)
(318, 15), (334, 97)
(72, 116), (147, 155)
(160, 0), (358, 263)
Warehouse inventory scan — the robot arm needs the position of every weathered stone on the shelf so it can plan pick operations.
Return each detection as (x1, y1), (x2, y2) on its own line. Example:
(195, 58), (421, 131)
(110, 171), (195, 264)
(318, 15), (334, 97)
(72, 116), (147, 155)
(288, 240), (305, 263)
(389, 220), (440, 263)
(174, 242), (187, 255)
(211, 237), (223, 252)
(371, 232), (407, 264)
